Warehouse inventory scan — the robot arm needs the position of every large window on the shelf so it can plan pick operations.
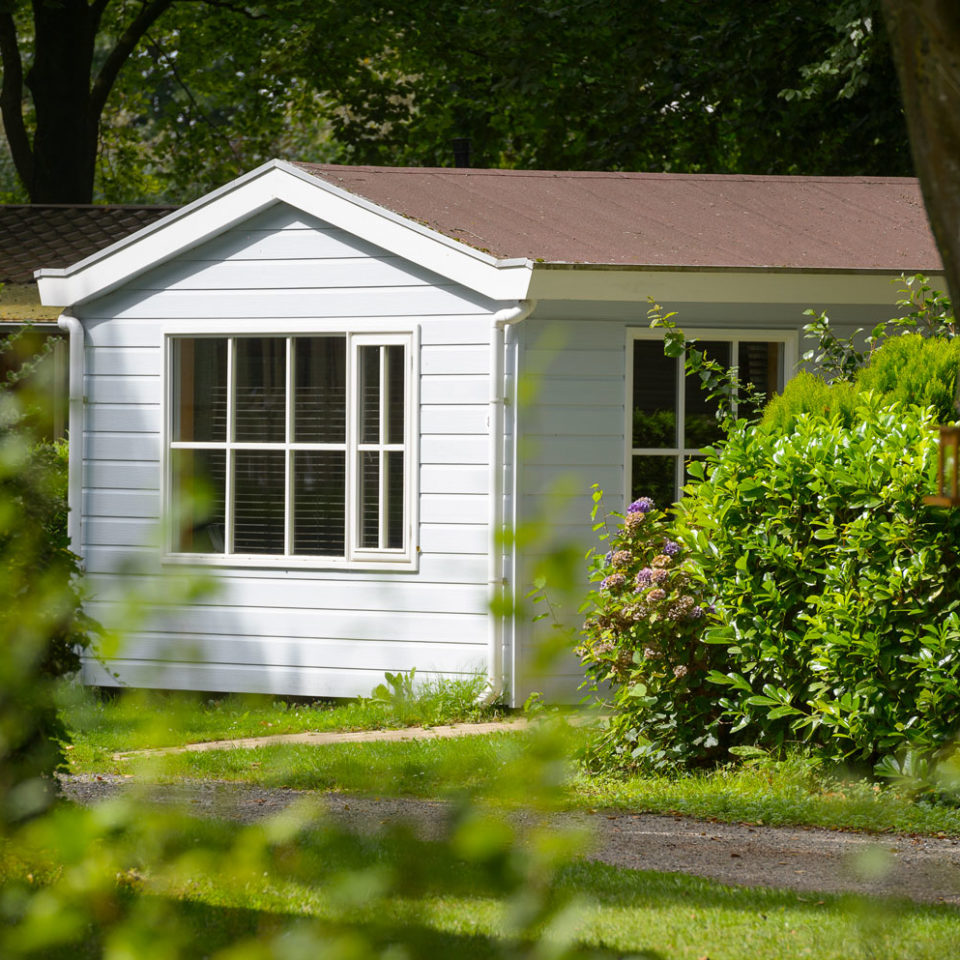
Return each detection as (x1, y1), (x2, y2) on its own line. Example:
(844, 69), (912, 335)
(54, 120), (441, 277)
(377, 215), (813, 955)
(167, 333), (413, 565)
(627, 330), (795, 506)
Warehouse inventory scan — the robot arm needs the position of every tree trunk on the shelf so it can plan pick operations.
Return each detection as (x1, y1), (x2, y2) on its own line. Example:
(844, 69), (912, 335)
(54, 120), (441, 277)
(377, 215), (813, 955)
(882, 0), (960, 309)
(24, 0), (101, 203)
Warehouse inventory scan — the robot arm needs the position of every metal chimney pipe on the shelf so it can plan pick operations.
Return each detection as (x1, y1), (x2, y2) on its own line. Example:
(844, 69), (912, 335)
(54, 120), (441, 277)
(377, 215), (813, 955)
(452, 137), (471, 168)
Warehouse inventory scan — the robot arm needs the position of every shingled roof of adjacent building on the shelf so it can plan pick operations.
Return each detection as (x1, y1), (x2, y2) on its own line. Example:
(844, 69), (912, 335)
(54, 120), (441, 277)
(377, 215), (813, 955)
(298, 164), (943, 273)
(0, 204), (175, 284)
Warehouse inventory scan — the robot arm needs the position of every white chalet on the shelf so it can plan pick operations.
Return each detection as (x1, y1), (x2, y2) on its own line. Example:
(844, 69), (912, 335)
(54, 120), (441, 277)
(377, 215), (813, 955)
(36, 161), (944, 703)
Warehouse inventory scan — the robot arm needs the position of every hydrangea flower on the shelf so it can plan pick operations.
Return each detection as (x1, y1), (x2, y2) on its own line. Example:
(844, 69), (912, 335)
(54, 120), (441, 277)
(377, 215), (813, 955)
(609, 550), (633, 568)
(648, 588), (666, 602)
(635, 567), (654, 586)
(643, 646), (661, 660)
(604, 550), (615, 565)
(663, 539), (681, 556)
(600, 572), (627, 592)
(650, 568), (669, 583)
(673, 665), (689, 679)
(624, 512), (645, 531)
(690, 606), (705, 620)
(651, 554), (673, 569)
(628, 496), (655, 514)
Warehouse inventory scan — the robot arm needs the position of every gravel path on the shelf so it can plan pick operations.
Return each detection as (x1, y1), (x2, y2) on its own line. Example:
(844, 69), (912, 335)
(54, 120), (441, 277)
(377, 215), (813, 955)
(62, 775), (960, 906)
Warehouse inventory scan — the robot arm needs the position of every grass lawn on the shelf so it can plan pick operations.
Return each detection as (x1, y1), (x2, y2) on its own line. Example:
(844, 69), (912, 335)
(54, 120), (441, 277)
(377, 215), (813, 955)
(64, 687), (960, 837)
(58, 677), (506, 769)
(7, 810), (960, 960)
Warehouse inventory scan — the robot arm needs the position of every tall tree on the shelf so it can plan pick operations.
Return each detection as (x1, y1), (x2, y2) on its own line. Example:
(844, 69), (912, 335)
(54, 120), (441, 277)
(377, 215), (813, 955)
(0, 0), (916, 204)
(883, 0), (960, 307)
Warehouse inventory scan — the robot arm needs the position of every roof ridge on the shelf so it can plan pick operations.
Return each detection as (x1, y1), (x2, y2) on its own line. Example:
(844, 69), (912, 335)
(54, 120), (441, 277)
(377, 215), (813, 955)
(298, 163), (918, 185)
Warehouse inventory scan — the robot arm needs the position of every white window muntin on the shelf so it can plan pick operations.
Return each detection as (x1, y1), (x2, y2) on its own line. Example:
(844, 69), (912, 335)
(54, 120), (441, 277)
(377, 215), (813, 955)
(164, 330), (416, 569)
(625, 327), (797, 506)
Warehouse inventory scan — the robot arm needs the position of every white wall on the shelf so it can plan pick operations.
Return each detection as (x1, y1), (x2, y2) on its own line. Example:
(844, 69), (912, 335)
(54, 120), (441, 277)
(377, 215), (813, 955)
(78, 202), (499, 697)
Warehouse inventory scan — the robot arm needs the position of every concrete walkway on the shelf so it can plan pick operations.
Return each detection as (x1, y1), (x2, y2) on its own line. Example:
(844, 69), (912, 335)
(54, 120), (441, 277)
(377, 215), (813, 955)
(112, 718), (529, 761)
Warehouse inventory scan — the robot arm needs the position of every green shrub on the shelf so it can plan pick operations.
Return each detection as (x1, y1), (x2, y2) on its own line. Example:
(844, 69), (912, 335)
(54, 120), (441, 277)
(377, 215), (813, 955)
(856, 333), (960, 419)
(762, 334), (960, 433)
(676, 396), (960, 769)
(583, 397), (960, 774)
(761, 371), (861, 432)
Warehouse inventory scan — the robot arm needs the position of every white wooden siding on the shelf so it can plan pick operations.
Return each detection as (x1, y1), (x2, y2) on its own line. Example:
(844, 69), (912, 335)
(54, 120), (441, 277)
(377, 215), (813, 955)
(78, 202), (496, 697)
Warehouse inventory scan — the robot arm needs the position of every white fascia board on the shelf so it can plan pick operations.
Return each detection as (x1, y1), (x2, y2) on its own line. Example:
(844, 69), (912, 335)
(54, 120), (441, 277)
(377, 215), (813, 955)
(528, 266), (948, 305)
(36, 159), (533, 306)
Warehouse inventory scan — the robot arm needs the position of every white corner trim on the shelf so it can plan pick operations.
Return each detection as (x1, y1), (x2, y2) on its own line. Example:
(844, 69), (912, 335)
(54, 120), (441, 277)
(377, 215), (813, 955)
(36, 160), (534, 306)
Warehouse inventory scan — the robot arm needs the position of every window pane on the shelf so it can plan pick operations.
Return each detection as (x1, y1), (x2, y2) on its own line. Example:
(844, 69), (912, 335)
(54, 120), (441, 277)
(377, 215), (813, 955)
(685, 341), (730, 449)
(359, 450), (380, 548)
(172, 449), (226, 553)
(386, 451), (404, 549)
(385, 344), (405, 444)
(173, 338), (227, 441)
(632, 339), (676, 447)
(294, 337), (346, 442)
(359, 346), (380, 443)
(293, 451), (345, 556)
(235, 338), (286, 442)
(632, 454), (677, 509)
(738, 341), (783, 420)
(234, 450), (285, 554)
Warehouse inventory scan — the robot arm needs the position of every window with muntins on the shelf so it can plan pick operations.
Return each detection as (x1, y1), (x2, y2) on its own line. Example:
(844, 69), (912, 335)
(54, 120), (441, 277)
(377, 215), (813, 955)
(168, 333), (412, 564)
(628, 331), (793, 506)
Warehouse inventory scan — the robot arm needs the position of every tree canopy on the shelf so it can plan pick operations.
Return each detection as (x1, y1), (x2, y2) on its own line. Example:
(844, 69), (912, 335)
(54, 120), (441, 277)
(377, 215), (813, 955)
(0, 0), (911, 204)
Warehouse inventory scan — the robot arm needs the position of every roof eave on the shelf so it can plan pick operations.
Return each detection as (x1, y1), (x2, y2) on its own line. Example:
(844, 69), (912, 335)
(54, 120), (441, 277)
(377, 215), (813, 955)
(36, 159), (534, 306)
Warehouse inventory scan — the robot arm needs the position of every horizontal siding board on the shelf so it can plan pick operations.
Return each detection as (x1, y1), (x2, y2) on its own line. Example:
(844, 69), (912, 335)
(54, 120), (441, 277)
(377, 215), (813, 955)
(421, 405), (488, 435)
(85, 320), (161, 348)
(420, 318), (491, 345)
(85, 286), (495, 321)
(83, 547), (488, 583)
(420, 494), (487, 525)
(421, 375), (488, 405)
(419, 523), (487, 554)
(85, 347), (161, 377)
(85, 376), (161, 405)
(421, 345), (489, 375)
(85, 574), (488, 615)
(85, 404), (161, 434)
(84, 461), (160, 490)
(84, 517), (161, 547)
(95, 633), (487, 672)
(86, 600), (488, 643)
(179, 225), (388, 262)
(83, 490), (159, 518)
(533, 378), (623, 406)
(525, 435), (622, 467)
(139, 256), (449, 292)
(524, 348), (621, 378)
(421, 435), (487, 465)
(82, 659), (475, 698)
(85, 434), (160, 461)
(420, 465), (488, 495)
(526, 404), (623, 436)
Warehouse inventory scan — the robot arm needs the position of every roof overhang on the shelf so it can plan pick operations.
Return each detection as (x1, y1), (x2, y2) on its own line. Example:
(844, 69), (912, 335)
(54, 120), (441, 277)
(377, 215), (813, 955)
(526, 263), (948, 304)
(36, 159), (534, 307)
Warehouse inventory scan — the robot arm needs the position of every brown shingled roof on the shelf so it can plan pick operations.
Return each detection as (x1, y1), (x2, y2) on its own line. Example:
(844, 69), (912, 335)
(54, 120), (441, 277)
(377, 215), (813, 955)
(0, 204), (175, 284)
(297, 164), (943, 272)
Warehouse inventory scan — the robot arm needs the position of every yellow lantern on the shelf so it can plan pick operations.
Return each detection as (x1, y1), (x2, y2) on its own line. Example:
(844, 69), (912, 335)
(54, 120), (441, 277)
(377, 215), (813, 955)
(925, 425), (960, 507)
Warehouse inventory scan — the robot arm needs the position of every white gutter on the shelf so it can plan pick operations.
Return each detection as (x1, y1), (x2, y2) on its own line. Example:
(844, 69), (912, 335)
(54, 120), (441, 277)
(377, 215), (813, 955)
(482, 299), (536, 704)
(57, 311), (84, 559)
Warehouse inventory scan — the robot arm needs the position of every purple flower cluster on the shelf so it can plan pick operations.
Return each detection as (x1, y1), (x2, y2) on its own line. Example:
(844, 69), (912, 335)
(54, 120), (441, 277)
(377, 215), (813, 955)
(663, 539), (681, 557)
(635, 567), (654, 586)
(600, 572), (627, 592)
(628, 497), (655, 514)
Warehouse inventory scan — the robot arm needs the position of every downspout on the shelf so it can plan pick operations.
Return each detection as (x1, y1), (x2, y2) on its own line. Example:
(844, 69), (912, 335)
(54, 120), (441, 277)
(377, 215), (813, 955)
(57, 311), (84, 560)
(482, 299), (536, 704)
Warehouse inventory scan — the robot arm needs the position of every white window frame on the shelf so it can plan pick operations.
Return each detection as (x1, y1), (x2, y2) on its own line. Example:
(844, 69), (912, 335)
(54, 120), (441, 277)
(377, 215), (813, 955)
(162, 326), (419, 571)
(625, 327), (798, 507)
